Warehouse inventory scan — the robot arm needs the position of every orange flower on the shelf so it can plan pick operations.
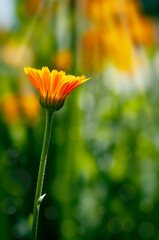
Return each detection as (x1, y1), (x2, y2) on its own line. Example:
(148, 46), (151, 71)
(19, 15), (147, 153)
(53, 50), (73, 71)
(24, 67), (89, 111)
(1, 95), (19, 124)
(20, 95), (40, 122)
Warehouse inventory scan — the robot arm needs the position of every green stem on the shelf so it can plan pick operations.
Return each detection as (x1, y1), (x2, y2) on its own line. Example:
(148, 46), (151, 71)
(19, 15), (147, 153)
(32, 109), (54, 240)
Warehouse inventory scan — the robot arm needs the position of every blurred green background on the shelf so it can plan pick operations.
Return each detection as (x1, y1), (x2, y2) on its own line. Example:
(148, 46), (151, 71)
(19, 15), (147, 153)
(0, 0), (159, 239)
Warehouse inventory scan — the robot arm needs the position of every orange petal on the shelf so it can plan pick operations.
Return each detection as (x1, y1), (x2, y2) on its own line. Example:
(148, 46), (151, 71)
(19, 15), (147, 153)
(24, 67), (39, 91)
(41, 67), (51, 94)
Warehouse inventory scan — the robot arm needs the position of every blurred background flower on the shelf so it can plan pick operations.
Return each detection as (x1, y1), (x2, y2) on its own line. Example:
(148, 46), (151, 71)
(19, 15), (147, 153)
(0, 0), (159, 240)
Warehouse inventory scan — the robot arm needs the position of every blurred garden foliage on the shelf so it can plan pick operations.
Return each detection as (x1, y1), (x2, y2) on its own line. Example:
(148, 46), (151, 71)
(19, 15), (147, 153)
(0, 0), (159, 239)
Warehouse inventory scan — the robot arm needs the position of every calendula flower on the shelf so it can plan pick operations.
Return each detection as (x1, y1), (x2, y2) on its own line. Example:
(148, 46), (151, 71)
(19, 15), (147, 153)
(24, 67), (89, 239)
(24, 67), (89, 111)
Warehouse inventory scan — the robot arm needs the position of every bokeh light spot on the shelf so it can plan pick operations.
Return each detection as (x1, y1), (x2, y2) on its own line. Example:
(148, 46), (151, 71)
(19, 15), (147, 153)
(4, 168), (31, 196)
(140, 198), (154, 213)
(123, 218), (135, 232)
(119, 184), (136, 201)
(61, 219), (77, 238)
(108, 217), (122, 234)
(138, 222), (155, 239)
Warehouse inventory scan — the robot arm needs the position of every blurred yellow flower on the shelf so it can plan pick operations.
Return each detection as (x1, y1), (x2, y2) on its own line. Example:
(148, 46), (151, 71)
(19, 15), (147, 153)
(20, 95), (40, 123)
(86, 0), (119, 26)
(102, 26), (140, 72)
(1, 95), (19, 124)
(27, 0), (41, 14)
(53, 50), (73, 71)
(1, 42), (34, 67)
(82, 0), (154, 72)
(124, 1), (154, 46)
(0, 94), (41, 125)
(82, 27), (140, 72)
(82, 30), (106, 72)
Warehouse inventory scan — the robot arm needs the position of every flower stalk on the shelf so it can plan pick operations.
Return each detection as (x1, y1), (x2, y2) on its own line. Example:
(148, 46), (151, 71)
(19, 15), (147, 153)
(32, 109), (54, 240)
(24, 66), (90, 239)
